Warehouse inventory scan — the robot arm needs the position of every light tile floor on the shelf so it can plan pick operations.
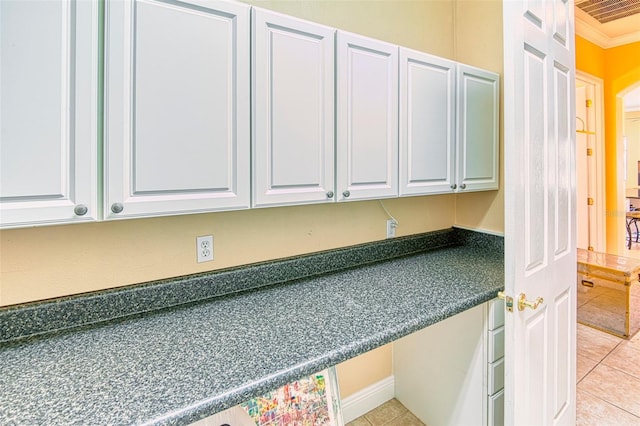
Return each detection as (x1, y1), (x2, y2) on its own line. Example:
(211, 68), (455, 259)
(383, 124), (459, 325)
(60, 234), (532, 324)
(577, 323), (640, 425)
(346, 399), (425, 426)
(348, 324), (640, 426)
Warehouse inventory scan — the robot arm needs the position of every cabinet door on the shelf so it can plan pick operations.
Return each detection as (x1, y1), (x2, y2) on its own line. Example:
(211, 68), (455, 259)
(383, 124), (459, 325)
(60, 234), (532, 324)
(399, 48), (456, 196)
(336, 32), (398, 202)
(456, 64), (500, 192)
(105, 0), (250, 220)
(0, 0), (98, 228)
(252, 8), (335, 207)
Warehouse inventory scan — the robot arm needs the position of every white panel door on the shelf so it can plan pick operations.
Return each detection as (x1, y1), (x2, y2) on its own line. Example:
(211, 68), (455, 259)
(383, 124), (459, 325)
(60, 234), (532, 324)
(337, 31), (398, 202)
(0, 0), (98, 228)
(252, 8), (335, 208)
(503, 0), (576, 425)
(105, 0), (250, 220)
(457, 64), (500, 192)
(399, 48), (456, 196)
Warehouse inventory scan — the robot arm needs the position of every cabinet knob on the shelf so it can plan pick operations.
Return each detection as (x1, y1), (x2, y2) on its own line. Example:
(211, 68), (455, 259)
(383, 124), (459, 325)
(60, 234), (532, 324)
(460, 184), (466, 190)
(111, 203), (124, 214)
(343, 190), (350, 198)
(326, 191), (334, 199)
(450, 184), (457, 190)
(74, 204), (88, 216)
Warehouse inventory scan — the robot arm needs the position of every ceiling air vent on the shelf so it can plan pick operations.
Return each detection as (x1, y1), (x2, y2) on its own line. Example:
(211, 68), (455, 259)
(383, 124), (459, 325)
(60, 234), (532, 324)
(576, 0), (640, 24)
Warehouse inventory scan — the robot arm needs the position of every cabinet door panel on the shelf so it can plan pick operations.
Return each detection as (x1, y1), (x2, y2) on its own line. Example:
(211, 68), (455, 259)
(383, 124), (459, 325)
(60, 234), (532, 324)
(0, 0), (98, 228)
(253, 8), (335, 207)
(337, 32), (398, 201)
(399, 48), (456, 196)
(457, 64), (500, 192)
(105, 0), (250, 219)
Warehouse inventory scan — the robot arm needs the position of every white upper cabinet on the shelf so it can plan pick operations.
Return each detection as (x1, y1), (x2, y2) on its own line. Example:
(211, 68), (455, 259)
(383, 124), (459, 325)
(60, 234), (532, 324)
(336, 32), (399, 202)
(456, 64), (500, 192)
(252, 8), (335, 208)
(104, 0), (250, 220)
(399, 48), (456, 196)
(0, 0), (99, 228)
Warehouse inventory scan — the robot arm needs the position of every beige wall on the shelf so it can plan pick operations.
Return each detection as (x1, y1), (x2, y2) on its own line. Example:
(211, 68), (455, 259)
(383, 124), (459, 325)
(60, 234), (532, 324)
(0, 0), (503, 400)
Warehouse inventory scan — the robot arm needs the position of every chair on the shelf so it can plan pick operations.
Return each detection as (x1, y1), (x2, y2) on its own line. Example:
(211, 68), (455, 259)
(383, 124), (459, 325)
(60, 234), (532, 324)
(626, 210), (640, 249)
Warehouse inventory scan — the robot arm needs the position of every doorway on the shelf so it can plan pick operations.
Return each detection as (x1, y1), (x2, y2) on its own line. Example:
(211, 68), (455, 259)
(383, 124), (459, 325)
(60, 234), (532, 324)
(576, 72), (605, 252)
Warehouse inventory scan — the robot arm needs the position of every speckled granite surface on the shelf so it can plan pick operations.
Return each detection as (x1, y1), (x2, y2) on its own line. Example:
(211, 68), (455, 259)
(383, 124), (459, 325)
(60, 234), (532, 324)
(0, 228), (503, 425)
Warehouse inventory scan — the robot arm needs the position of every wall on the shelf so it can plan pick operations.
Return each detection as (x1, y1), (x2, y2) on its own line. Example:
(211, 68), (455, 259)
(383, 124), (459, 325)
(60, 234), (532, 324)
(0, 0), (504, 400)
(575, 36), (640, 253)
(627, 111), (640, 189)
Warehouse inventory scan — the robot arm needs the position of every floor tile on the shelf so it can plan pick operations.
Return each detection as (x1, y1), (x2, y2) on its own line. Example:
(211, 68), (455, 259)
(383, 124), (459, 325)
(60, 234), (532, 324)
(346, 417), (371, 426)
(385, 411), (426, 426)
(577, 323), (622, 362)
(603, 342), (640, 379)
(363, 399), (408, 426)
(576, 353), (598, 382)
(576, 388), (640, 426)
(578, 364), (640, 417)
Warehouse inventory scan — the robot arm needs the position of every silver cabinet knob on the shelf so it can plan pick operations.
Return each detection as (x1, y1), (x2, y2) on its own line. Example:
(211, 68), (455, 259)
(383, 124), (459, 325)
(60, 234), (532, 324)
(460, 184), (466, 190)
(343, 190), (350, 198)
(111, 203), (124, 214)
(74, 204), (88, 216)
(326, 191), (334, 198)
(450, 184), (457, 190)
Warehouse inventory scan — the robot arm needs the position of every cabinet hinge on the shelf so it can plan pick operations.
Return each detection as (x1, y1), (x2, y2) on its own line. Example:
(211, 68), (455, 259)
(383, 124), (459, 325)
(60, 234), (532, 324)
(587, 197), (594, 206)
(587, 148), (593, 156)
(586, 99), (593, 108)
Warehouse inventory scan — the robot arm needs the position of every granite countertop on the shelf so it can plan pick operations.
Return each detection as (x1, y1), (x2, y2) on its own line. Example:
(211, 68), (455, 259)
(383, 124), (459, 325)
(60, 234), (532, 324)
(0, 228), (504, 425)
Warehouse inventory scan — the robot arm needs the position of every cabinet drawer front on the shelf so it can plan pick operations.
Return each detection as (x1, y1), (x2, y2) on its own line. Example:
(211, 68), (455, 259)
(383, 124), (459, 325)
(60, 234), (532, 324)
(488, 357), (505, 395)
(488, 326), (505, 363)
(488, 298), (505, 330)
(488, 389), (505, 426)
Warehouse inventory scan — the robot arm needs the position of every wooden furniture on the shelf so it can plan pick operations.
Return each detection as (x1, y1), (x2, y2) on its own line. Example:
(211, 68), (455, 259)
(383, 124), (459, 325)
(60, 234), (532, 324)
(577, 248), (640, 338)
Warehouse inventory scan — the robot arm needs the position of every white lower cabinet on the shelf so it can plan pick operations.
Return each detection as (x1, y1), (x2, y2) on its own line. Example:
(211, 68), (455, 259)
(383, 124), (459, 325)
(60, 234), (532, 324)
(336, 32), (398, 202)
(0, 0), (99, 228)
(394, 299), (505, 426)
(104, 0), (251, 220)
(252, 8), (335, 208)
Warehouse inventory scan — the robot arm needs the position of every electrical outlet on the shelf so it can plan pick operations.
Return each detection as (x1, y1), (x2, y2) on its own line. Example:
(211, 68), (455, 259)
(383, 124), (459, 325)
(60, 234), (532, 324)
(386, 219), (397, 239)
(196, 235), (214, 263)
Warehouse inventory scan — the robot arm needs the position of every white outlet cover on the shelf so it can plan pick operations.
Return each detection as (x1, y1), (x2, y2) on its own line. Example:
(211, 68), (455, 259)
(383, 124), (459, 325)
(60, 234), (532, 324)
(196, 235), (214, 263)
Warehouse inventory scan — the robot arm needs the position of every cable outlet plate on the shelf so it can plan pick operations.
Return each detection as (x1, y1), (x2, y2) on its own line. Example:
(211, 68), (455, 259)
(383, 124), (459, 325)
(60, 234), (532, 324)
(196, 235), (214, 263)
(386, 219), (397, 239)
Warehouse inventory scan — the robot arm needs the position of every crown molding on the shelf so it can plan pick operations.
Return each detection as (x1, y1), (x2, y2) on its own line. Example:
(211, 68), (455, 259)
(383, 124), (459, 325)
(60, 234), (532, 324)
(575, 9), (640, 49)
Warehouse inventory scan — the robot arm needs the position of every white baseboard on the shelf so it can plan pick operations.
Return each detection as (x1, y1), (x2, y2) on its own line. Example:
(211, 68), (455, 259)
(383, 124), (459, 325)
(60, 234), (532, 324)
(340, 376), (395, 423)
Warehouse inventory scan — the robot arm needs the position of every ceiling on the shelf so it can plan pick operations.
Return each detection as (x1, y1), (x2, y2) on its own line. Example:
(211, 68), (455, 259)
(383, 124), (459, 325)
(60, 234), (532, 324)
(574, 0), (640, 48)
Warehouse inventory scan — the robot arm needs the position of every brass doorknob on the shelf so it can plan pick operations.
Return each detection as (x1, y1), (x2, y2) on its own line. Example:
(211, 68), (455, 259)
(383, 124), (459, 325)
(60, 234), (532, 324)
(518, 293), (543, 311)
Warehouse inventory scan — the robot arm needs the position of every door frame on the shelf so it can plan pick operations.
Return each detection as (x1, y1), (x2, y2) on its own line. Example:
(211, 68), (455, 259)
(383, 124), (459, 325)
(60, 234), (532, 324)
(576, 71), (606, 252)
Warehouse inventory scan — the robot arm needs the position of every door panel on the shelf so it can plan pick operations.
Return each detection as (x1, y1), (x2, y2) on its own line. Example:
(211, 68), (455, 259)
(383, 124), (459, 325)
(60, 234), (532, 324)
(399, 48), (456, 196)
(337, 32), (398, 201)
(252, 8), (335, 207)
(503, 0), (576, 425)
(0, 0), (98, 227)
(457, 65), (500, 192)
(105, 0), (250, 219)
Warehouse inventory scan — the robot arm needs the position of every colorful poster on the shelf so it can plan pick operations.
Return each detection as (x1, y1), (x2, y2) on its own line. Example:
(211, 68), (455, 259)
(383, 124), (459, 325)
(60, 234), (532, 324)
(240, 369), (342, 426)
